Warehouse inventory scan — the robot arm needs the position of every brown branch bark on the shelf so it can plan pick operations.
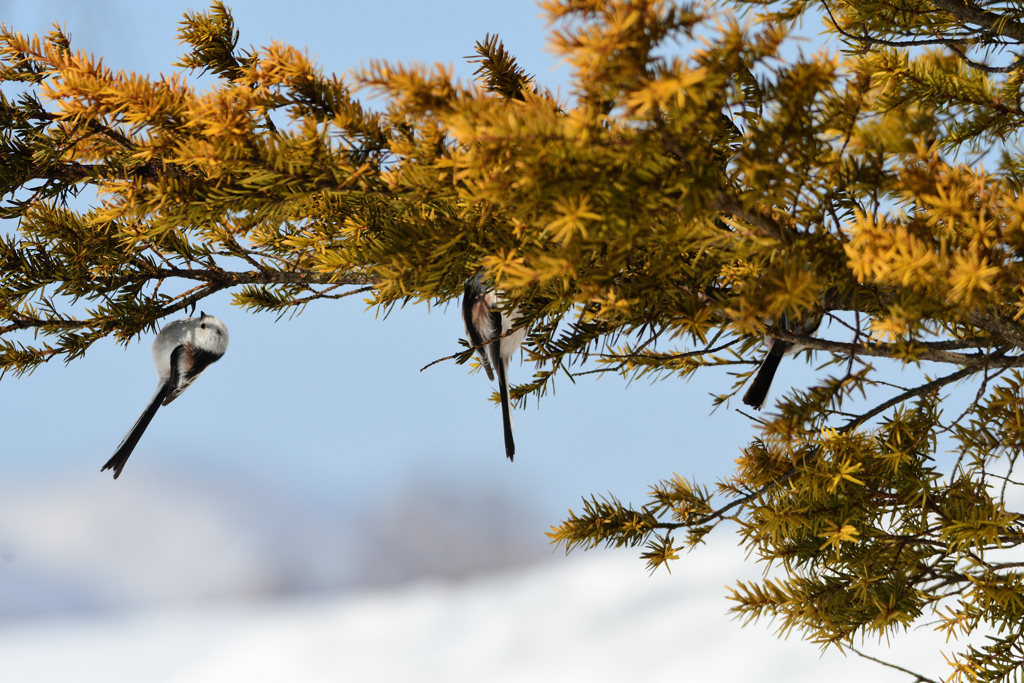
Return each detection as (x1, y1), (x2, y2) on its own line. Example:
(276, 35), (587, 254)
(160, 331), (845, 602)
(967, 310), (1024, 348)
(0, 271), (378, 334)
(928, 0), (1024, 43)
(145, 267), (378, 287)
(770, 328), (1024, 367)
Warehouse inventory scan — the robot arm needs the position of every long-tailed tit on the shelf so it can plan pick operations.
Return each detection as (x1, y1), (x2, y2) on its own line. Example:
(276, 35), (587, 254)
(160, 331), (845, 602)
(742, 310), (822, 410)
(462, 272), (527, 461)
(102, 313), (229, 479)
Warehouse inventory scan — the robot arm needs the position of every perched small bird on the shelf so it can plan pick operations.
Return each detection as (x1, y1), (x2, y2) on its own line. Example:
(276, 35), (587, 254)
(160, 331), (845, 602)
(462, 272), (527, 461)
(103, 312), (229, 479)
(742, 311), (822, 410)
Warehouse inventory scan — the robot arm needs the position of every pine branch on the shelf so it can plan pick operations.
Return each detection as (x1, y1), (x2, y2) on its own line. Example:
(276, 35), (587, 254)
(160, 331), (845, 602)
(769, 329), (1024, 368)
(928, 0), (1024, 44)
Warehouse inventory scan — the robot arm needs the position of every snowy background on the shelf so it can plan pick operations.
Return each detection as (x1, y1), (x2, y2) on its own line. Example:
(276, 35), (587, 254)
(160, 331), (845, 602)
(0, 1), (961, 680)
(0, 539), (952, 683)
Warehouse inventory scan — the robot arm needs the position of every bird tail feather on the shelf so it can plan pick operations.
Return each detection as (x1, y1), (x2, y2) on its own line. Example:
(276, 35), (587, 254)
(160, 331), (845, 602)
(742, 345), (787, 410)
(102, 382), (171, 479)
(496, 361), (515, 462)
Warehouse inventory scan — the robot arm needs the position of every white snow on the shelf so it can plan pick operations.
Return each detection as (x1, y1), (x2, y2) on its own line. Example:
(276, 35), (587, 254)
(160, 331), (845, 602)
(0, 541), (951, 683)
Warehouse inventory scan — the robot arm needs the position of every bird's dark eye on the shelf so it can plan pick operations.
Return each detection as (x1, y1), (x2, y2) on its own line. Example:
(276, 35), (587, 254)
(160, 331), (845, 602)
(201, 323), (206, 329)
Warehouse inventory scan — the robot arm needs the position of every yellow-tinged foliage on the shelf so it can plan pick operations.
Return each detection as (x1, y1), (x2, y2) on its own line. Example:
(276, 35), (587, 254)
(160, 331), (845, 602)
(6, 0), (1024, 680)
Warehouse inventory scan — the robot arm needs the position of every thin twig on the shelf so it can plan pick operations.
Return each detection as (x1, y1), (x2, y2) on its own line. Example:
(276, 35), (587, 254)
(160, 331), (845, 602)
(846, 645), (941, 683)
(843, 366), (978, 433)
(572, 339), (751, 378)
(286, 285), (374, 305)
(419, 327), (521, 372)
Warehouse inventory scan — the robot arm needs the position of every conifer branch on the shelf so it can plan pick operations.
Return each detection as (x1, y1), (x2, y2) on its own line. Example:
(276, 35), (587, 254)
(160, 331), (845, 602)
(927, 0), (1024, 44)
(420, 327), (524, 372)
(967, 311), (1024, 349)
(141, 267), (377, 288)
(842, 366), (979, 430)
(768, 328), (1023, 368)
(847, 645), (941, 683)
(821, 1), (966, 48)
(643, 366), (976, 534)
(712, 195), (792, 243)
(941, 41), (1024, 73)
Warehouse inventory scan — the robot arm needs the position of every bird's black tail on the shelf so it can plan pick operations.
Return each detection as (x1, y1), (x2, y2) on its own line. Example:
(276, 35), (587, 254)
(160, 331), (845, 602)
(102, 382), (171, 479)
(742, 342), (790, 410)
(496, 361), (515, 461)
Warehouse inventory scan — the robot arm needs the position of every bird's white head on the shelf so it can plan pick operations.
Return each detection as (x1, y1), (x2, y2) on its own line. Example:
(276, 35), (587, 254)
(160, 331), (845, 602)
(194, 311), (229, 355)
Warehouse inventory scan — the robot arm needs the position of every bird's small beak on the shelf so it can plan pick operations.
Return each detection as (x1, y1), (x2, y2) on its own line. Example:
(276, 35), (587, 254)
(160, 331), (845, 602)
(200, 311), (207, 319)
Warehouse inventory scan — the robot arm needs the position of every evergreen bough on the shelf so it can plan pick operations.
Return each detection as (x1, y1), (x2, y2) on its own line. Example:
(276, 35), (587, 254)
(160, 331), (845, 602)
(5, 1), (1024, 679)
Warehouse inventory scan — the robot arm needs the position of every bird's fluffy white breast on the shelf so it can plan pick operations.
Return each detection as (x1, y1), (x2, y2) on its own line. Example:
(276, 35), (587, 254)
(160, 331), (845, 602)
(498, 313), (527, 362)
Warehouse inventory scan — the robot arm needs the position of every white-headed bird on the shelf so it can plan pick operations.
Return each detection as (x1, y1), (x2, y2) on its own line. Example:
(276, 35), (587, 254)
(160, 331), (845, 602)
(103, 312), (229, 478)
(462, 272), (527, 461)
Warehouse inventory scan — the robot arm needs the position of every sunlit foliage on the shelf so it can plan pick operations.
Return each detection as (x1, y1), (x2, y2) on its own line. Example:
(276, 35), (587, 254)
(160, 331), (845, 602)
(5, 0), (1024, 679)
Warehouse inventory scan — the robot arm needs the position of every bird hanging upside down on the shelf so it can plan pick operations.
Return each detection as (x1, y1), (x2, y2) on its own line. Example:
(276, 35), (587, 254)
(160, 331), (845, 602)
(462, 272), (527, 461)
(103, 312), (229, 479)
